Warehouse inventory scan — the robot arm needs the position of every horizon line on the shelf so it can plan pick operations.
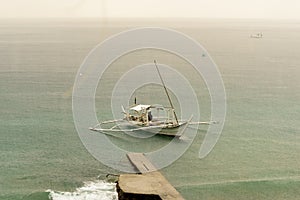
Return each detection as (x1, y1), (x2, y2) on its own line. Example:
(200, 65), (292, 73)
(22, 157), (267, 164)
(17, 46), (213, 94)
(1, 17), (300, 21)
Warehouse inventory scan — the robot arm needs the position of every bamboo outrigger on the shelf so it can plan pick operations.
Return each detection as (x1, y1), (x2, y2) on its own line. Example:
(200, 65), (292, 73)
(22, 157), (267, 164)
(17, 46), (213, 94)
(89, 60), (216, 137)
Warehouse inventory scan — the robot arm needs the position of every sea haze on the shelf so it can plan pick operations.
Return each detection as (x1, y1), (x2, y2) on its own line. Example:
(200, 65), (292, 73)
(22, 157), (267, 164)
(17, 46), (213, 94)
(0, 18), (299, 200)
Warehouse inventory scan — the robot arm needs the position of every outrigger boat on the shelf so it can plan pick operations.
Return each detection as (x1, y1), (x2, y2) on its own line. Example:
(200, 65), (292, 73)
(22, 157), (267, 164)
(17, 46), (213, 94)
(89, 60), (216, 138)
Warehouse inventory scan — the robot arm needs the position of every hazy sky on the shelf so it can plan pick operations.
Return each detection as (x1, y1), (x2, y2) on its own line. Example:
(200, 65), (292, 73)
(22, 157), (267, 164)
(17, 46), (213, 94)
(1, 0), (300, 19)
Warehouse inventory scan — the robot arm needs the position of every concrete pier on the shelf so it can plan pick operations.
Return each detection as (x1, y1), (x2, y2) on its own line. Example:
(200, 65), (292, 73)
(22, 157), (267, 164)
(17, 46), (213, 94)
(117, 153), (184, 200)
(127, 153), (157, 173)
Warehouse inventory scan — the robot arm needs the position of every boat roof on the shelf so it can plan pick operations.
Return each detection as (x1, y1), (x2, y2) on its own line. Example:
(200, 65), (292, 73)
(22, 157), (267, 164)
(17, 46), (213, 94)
(130, 104), (151, 111)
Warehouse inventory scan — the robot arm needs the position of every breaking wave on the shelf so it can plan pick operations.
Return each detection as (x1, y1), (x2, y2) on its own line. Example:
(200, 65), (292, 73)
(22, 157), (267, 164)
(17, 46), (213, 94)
(47, 180), (118, 200)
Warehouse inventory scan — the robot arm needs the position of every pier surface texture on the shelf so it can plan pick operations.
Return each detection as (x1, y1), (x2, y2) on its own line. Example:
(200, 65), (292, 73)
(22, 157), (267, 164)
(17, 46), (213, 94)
(117, 153), (184, 200)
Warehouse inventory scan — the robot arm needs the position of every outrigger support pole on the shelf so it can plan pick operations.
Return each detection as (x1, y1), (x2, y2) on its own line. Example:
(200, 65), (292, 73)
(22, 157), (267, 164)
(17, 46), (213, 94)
(154, 60), (179, 125)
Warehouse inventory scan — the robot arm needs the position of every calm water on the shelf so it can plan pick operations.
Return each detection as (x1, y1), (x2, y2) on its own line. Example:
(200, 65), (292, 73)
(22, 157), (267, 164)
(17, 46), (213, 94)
(0, 19), (300, 200)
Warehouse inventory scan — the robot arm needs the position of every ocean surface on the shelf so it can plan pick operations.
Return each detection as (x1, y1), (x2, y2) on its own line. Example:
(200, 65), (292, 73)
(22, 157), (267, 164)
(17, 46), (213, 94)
(0, 18), (300, 200)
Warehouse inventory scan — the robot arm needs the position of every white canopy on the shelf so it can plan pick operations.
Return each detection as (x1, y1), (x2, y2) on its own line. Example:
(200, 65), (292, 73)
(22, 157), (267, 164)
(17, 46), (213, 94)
(130, 104), (151, 111)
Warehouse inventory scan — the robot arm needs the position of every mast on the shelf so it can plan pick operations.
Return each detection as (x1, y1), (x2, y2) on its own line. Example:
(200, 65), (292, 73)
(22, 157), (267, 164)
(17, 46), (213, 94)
(154, 60), (179, 125)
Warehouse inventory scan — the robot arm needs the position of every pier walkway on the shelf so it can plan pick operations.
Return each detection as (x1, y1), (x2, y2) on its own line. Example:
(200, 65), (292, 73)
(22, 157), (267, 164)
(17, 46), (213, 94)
(117, 153), (184, 200)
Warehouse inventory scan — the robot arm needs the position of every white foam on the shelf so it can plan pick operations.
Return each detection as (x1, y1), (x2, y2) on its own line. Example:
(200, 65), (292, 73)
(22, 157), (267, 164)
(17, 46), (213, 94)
(47, 180), (118, 200)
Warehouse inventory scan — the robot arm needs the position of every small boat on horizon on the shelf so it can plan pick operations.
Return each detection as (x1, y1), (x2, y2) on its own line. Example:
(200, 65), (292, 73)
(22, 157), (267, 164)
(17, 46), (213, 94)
(250, 32), (263, 38)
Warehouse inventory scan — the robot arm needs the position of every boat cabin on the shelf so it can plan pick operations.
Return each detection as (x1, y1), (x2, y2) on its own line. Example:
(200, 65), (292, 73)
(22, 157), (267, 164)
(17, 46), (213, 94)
(126, 104), (177, 127)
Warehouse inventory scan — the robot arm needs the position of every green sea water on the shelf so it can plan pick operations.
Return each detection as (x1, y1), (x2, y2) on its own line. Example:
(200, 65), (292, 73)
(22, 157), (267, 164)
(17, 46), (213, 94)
(0, 19), (300, 200)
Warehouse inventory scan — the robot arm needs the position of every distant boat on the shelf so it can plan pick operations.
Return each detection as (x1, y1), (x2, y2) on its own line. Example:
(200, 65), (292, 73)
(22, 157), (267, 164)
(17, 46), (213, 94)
(250, 33), (263, 38)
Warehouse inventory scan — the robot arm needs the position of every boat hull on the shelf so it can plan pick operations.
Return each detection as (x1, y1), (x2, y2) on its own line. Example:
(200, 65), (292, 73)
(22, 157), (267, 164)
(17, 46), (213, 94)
(117, 120), (188, 137)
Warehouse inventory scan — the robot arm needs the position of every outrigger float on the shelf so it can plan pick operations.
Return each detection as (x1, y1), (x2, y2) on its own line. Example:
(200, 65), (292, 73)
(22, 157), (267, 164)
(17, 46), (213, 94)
(89, 60), (216, 138)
